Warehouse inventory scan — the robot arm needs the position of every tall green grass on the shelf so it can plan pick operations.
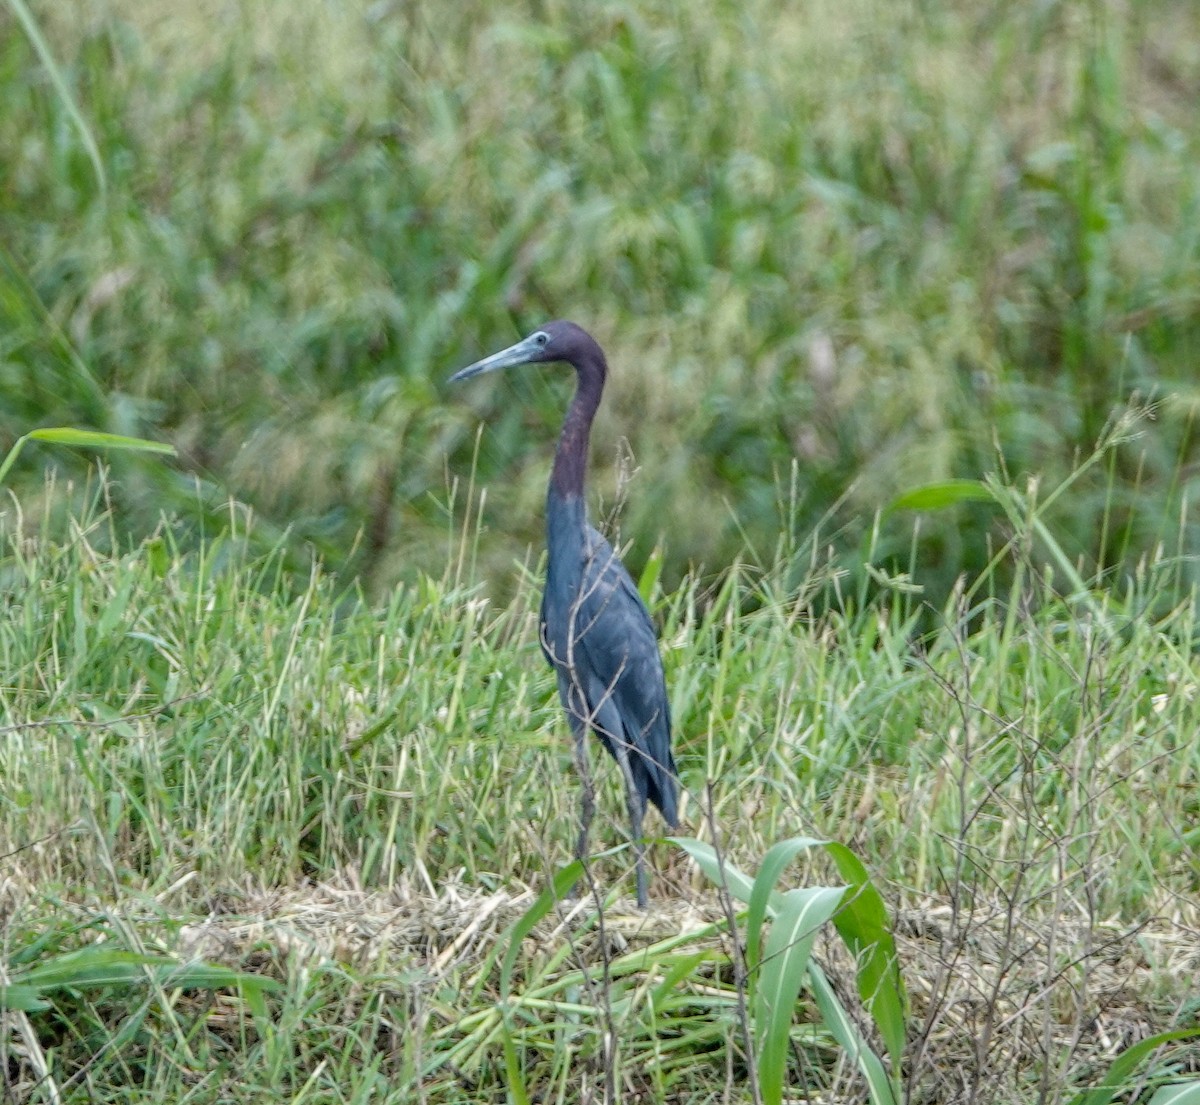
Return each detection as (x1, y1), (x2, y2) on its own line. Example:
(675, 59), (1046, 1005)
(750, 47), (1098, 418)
(2, 0), (1199, 598)
(1, 461), (1197, 1100)
(2, 464), (1195, 911)
(3, 1), (1200, 1096)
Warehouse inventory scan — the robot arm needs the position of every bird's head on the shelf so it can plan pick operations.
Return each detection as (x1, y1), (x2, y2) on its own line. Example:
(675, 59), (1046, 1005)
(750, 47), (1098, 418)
(447, 321), (605, 384)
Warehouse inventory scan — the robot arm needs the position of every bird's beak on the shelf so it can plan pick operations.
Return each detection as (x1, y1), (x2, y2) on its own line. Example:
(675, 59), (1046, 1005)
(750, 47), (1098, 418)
(447, 333), (545, 384)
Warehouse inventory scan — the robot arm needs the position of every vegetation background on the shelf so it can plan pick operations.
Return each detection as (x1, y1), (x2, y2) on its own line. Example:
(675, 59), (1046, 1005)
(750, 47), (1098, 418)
(2, 0), (1199, 1102)
(3, 0), (1198, 598)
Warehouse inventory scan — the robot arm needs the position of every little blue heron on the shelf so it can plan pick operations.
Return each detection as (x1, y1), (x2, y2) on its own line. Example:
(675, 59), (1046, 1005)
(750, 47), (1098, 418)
(448, 321), (678, 908)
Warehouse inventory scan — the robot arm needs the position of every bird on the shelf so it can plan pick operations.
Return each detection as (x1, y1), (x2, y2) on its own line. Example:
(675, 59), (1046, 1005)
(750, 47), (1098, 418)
(448, 320), (678, 908)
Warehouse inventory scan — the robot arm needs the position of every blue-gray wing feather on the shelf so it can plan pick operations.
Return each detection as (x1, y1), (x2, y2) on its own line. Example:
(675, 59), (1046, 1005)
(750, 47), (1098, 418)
(541, 525), (677, 825)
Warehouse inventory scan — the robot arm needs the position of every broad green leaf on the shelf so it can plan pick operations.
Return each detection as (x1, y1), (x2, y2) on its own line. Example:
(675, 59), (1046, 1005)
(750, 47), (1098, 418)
(0, 982), (48, 1011)
(1149, 1082), (1200, 1105)
(154, 962), (280, 997)
(8, 944), (277, 1024)
(746, 837), (828, 975)
(756, 886), (845, 1105)
(824, 842), (907, 1070)
(888, 479), (994, 513)
(22, 947), (166, 989)
(1068, 1029), (1200, 1105)
(676, 834), (904, 1104)
(808, 961), (900, 1105)
(672, 837), (756, 905)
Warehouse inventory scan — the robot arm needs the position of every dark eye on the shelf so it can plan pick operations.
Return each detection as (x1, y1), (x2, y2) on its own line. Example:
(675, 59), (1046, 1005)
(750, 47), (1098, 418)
(535, 332), (549, 346)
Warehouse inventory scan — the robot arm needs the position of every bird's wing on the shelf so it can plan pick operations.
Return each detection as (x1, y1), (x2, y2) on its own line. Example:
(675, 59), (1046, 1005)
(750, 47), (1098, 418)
(568, 525), (678, 825)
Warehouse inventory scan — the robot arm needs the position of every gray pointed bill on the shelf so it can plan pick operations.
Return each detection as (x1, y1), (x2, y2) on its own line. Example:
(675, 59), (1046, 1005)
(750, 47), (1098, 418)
(447, 333), (546, 385)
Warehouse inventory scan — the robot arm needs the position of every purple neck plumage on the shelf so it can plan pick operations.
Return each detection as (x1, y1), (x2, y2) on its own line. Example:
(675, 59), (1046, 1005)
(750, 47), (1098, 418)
(549, 345), (607, 500)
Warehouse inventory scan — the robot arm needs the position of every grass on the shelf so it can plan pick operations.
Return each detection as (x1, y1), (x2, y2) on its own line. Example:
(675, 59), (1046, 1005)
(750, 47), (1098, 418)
(3, 0), (1200, 1099)
(2, 460), (1198, 1102)
(2, 0), (1200, 600)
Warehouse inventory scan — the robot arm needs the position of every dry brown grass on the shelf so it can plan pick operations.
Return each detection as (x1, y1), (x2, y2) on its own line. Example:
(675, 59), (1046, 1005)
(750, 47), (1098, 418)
(8, 867), (1193, 1103)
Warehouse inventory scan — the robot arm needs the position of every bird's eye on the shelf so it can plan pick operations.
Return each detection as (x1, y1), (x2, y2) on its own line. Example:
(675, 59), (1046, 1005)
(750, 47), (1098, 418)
(534, 332), (549, 346)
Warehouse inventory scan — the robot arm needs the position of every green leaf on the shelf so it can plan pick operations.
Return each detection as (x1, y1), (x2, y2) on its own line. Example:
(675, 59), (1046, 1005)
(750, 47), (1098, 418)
(28, 427), (176, 455)
(154, 962), (280, 997)
(22, 947), (166, 989)
(1149, 1082), (1200, 1105)
(677, 835), (904, 1104)
(756, 886), (845, 1105)
(824, 842), (907, 1070)
(746, 837), (828, 975)
(1147, 1084), (1200, 1103)
(11, 945), (278, 1009)
(0, 982), (49, 1011)
(494, 861), (583, 1105)
(888, 479), (995, 513)
(808, 961), (900, 1105)
(501, 1019), (531, 1105)
(0, 427), (176, 487)
(671, 837), (756, 905)
(650, 951), (709, 1006)
(637, 546), (664, 605)
(6, 0), (106, 194)
(1068, 1029), (1200, 1105)
(499, 859), (583, 1002)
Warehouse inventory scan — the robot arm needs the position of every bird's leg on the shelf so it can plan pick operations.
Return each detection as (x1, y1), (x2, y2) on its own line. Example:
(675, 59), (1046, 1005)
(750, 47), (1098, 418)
(615, 743), (648, 909)
(572, 720), (595, 867)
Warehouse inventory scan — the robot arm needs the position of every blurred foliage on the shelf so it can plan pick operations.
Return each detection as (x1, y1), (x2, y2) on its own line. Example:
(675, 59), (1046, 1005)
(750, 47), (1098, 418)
(2, 0), (1199, 600)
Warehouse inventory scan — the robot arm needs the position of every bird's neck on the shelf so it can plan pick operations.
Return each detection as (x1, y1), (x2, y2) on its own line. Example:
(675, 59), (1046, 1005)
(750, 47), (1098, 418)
(549, 353), (605, 501)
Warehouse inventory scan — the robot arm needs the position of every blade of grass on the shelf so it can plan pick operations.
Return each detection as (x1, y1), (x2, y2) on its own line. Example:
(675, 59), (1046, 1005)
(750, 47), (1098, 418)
(0, 427), (175, 486)
(5, 0), (106, 194)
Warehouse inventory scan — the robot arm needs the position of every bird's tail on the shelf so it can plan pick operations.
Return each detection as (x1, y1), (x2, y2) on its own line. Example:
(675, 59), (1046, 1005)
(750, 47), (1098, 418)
(642, 750), (679, 829)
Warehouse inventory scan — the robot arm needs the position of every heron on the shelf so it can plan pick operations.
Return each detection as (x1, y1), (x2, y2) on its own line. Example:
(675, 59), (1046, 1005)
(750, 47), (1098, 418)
(448, 320), (678, 908)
